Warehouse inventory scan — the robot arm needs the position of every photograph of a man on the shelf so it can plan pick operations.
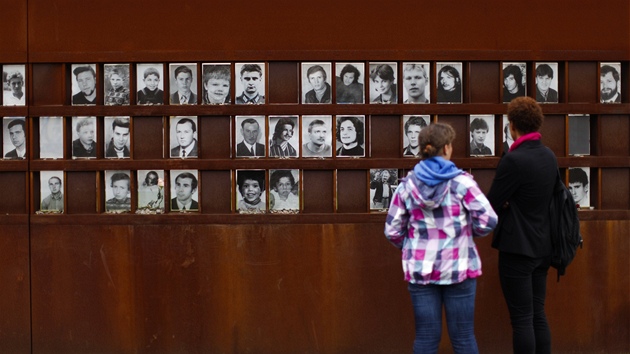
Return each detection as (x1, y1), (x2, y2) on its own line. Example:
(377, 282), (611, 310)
(568, 167), (590, 207)
(436, 63), (462, 103)
(72, 116), (97, 158)
(40, 172), (64, 212)
(402, 115), (429, 157)
(302, 63), (331, 104)
(170, 170), (199, 211)
(301, 115), (332, 157)
(169, 64), (197, 105)
(503, 63), (526, 103)
(235, 116), (265, 158)
(600, 63), (621, 103)
(235, 63), (265, 104)
(105, 117), (131, 158)
(3, 117), (26, 159)
(3, 65), (26, 106)
(170, 116), (198, 158)
(402, 63), (430, 104)
(105, 171), (131, 212)
(136, 64), (164, 105)
(268, 116), (298, 158)
(469, 115), (494, 156)
(535, 63), (558, 103)
(71, 64), (97, 105)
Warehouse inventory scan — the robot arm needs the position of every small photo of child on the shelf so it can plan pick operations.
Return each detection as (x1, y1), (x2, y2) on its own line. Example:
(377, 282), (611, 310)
(202, 63), (231, 105)
(236, 170), (266, 213)
(136, 64), (164, 105)
(105, 170), (132, 213)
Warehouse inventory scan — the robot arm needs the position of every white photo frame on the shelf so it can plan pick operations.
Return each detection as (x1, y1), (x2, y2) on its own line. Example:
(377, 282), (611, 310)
(535, 62), (559, 104)
(170, 169), (199, 212)
(70, 64), (97, 106)
(402, 115), (429, 158)
(236, 169), (266, 213)
(40, 171), (64, 213)
(502, 62), (527, 103)
(169, 63), (198, 105)
(104, 63), (130, 106)
(402, 62), (430, 104)
(369, 169), (399, 211)
(71, 116), (97, 159)
(3, 64), (26, 106)
(104, 116), (131, 159)
(136, 63), (165, 105)
(568, 114), (591, 156)
(301, 115), (333, 158)
(301, 62), (332, 104)
(469, 115), (495, 156)
(269, 169), (300, 212)
(501, 115), (513, 154)
(39, 116), (64, 159)
(169, 116), (198, 158)
(436, 62), (462, 104)
(336, 115), (366, 157)
(600, 62), (621, 103)
(137, 170), (165, 210)
(235, 115), (266, 158)
(369, 62), (398, 104)
(235, 62), (266, 104)
(335, 62), (365, 104)
(568, 167), (590, 208)
(268, 115), (299, 158)
(105, 170), (132, 213)
(201, 63), (231, 105)
(3, 117), (26, 160)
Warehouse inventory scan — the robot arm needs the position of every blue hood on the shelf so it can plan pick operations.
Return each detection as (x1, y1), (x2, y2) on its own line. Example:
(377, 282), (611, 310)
(413, 156), (463, 186)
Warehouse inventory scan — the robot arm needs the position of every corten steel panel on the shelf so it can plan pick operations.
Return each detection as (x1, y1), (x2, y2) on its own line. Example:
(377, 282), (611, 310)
(336, 170), (367, 213)
(434, 115), (468, 158)
(0, 172), (27, 214)
(133, 116), (165, 160)
(600, 115), (630, 157)
(369, 115), (401, 158)
(66, 171), (98, 214)
(200, 170), (231, 213)
(601, 168), (630, 210)
(31, 64), (65, 106)
(470, 62), (500, 104)
(539, 114), (567, 157)
(302, 170), (334, 213)
(199, 115), (231, 159)
(0, 0), (27, 62)
(268, 62), (299, 104)
(568, 62), (598, 103)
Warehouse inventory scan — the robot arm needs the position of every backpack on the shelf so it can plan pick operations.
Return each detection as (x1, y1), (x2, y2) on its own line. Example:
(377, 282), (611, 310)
(549, 170), (584, 281)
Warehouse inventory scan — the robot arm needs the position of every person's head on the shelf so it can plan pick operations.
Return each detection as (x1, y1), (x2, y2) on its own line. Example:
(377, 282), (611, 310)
(174, 172), (198, 203)
(48, 176), (62, 194)
(600, 65), (620, 101)
(507, 96), (544, 137)
(307, 119), (328, 147)
(503, 65), (523, 93)
(536, 64), (554, 93)
(73, 66), (96, 95)
(378, 169), (395, 183)
(336, 116), (364, 146)
(110, 173), (130, 201)
(272, 117), (295, 142)
(403, 64), (428, 101)
(568, 168), (589, 204)
(108, 69), (125, 90)
(370, 64), (395, 95)
(175, 118), (196, 149)
(239, 64), (263, 96)
(438, 65), (461, 92)
(404, 116), (428, 148)
(307, 65), (327, 91)
(174, 66), (193, 93)
(470, 118), (489, 145)
(240, 118), (260, 145)
(111, 117), (130, 150)
(504, 123), (512, 141)
(143, 67), (160, 91)
(144, 171), (159, 187)
(340, 64), (360, 86)
(418, 123), (456, 160)
(203, 66), (231, 104)
(7, 119), (26, 149)
(270, 170), (295, 199)
(237, 171), (264, 203)
(6, 71), (24, 96)
(75, 118), (95, 145)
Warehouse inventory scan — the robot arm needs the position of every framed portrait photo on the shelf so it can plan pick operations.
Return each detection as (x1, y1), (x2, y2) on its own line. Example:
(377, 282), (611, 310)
(402, 115), (429, 158)
(169, 63), (198, 105)
(301, 62), (332, 104)
(335, 62), (365, 104)
(600, 62), (621, 103)
(568, 167), (590, 208)
(104, 116), (131, 159)
(71, 116), (97, 159)
(170, 169), (199, 212)
(137, 170), (165, 211)
(436, 62), (462, 104)
(402, 62), (430, 104)
(136, 63), (164, 105)
(202, 63), (231, 105)
(502, 62), (527, 103)
(301, 115), (333, 158)
(40, 171), (64, 213)
(369, 62), (398, 104)
(369, 169), (399, 211)
(3, 64), (26, 106)
(104, 63), (130, 106)
(3, 117), (26, 160)
(235, 115), (266, 158)
(269, 169), (300, 212)
(268, 115), (299, 158)
(104, 170), (132, 213)
(336, 115), (366, 158)
(169, 116), (198, 158)
(535, 62), (559, 103)
(39, 116), (64, 159)
(70, 64), (97, 106)
(235, 62), (266, 104)
(568, 114), (591, 156)
(236, 169), (266, 213)
(469, 115), (495, 156)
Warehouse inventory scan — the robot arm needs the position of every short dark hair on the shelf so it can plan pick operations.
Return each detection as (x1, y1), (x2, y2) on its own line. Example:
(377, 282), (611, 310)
(175, 172), (198, 191)
(240, 64), (262, 77)
(144, 171), (159, 186)
(569, 168), (589, 186)
(470, 118), (489, 132)
(503, 65), (523, 87)
(203, 65), (230, 84)
(272, 117), (296, 141)
(336, 116), (364, 145)
(49, 176), (62, 185)
(507, 96), (544, 134)
(237, 170), (265, 191)
(8, 118), (25, 131)
(241, 118), (259, 129)
(306, 65), (327, 82)
(536, 64), (554, 78)
(339, 64), (360, 83)
(405, 116), (428, 134)
(270, 170), (295, 190)
(73, 65), (95, 79)
(600, 65), (620, 82)
(174, 66), (193, 79)
(176, 117), (197, 133)
(143, 67), (160, 79)
(112, 117), (130, 131)
(110, 172), (130, 188)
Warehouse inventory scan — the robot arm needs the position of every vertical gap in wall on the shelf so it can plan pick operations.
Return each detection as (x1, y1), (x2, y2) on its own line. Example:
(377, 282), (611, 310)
(25, 0), (34, 352)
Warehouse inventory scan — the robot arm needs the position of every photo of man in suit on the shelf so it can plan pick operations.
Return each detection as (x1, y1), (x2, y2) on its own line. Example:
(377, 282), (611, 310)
(236, 116), (265, 157)
(169, 65), (197, 105)
(4, 118), (26, 159)
(171, 171), (199, 211)
(170, 117), (198, 158)
(535, 63), (558, 103)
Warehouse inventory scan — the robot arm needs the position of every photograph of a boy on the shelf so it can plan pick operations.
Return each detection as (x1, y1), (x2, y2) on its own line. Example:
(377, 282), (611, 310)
(236, 170), (266, 212)
(235, 116), (266, 158)
(535, 63), (558, 103)
(137, 170), (164, 210)
(104, 64), (130, 106)
(335, 63), (365, 104)
(369, 62), (397, 104)
(202, 63), (231, 105)
(235, 63), (265, 104)
(301, 63), (332, 104)
(269, 169), (299, 211)
(301, 115), (333, 158)
(40, 171), (64, 212)
(402, 115), (429, 157)
(370, 169), (398, 210)
(71, 64), (97, 106)
(568, 114), (590, 156)
(72, 116), (97, 159)
(268, 116), (299, 158)
(170, 170), (199, 212)
(136, 64), (164, 105)
(104, 116), (131, 159)
(170, 116), (198, 158)
(105, 171), (131, 212)
(469, 115), (494, 156)
(3, 117), (26, 160)
(169, 64), (198, 105)
(568, 167), (590, 207)
(39, 116), (64, 159)
(3, 64), (26, 106)
(503, 63), (526, 103)
(402, 62), (430, 104)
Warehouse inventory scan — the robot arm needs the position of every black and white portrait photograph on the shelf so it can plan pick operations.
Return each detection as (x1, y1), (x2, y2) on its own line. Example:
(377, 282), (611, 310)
(336, 115), (365, 157)
(268, 115), (299, 158)
(202, 63), (231, 105)
(71, 116), (97, 159)
(469, 115), (495, 156)
(235, 62), (265, 104)
(370, 169), (398, 211)
(535, 62), (559, 103)
(301, 115), (333, 158)
(402, 115), (429, 157)
(170, 169), (199, 212)
(269, 169), (300, 212)
(436, 62), (462, 104)
(3, 64), (26, 106)
(39, 116), (64, 159)
(402, 62), (430, 104)
(235, 115), (266, 158)
(501, 115), (514, 155)
(3, 117), (26, 160)
(568, 114), (591, 156)
(136, 63), (164, 105)
(169, 63), (198, 105)
(137, 170), (165, 211)
(40, 171), (64, 213)
(369, 62), (398, 104)
(301, 62), (332, 104)
(335, 62), (365, 104)
(503, 62), (526, 103)
(71, 64), (97, 106)
(169, 116), (198, 158)
(600, 62), (621, 103)
(104, 116), (131, 159)
(236, 169), (266, 213)
(568, 167), (590, 208)
(104, 64), (130, 106)
(105, 170), (132, 213)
